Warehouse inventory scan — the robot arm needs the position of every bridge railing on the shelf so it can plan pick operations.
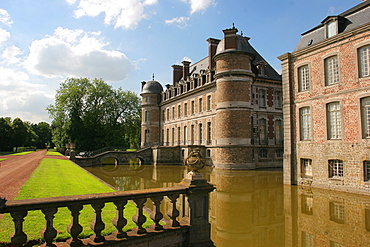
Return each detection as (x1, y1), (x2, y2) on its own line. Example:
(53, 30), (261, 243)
(0, 171), (214, 247)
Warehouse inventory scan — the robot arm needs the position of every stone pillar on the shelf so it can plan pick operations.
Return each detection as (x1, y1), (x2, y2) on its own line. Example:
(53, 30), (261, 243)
(180, 171), (215, 247)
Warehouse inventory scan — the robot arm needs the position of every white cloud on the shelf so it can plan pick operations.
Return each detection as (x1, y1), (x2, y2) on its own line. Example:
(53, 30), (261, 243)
(24, 27), (135, 81)
(165, 16), (190, 29)
(0, 28), (10, 45)
(0, 67), (53, 123)
(0, 9), (13, 26)
(1, 45), (22, 64)
(70, 0), (158, 29)
(187, 0), (214, 14)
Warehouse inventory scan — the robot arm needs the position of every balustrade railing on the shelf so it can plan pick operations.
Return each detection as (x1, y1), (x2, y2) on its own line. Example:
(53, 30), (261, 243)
(0, 171), (214, 247)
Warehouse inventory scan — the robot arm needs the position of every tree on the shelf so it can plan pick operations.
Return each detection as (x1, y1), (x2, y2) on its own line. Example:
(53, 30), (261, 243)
(11, 118), (29, 151)
(0, 117), (12, 151)
(47, 78), (141, 151)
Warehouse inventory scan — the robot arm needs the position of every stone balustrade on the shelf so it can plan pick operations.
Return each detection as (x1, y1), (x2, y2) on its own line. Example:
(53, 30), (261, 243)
(0, 171), (215, 247)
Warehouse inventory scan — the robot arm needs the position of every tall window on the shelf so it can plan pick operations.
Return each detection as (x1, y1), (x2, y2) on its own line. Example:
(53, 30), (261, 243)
(362, 97), (370, 139)
(327, 102), (342, 139)
(259, 118), (267, 145)
(184, 126), (188, 144)
(184, 103), (188, 116)
(207, 122), (211, 144)
(301, 158), (313, 177)
(199, 123), (203, 144)
(300, 107), (311, 140)
(301, 195), (313, 215)
(326, 21), (337, 38)
(172, 107), (175, 119)
(199, 98), (203, 113)
(325, 55), (339, 85)
(177, 127), (181, 145)
(258, 89), (266, 107)
(359, 45), (370, 78)
(275, 120), (283, 144)
(166, 109), (170, 121)
(274, 91), (282, 108)
(207, 95), (212, 111)
(329, 201), (344, 224)
(328, 159), (343, 178)
(191, 125), (194, 144)
(301, 232), (314, 247)
(144, 111), (150, 122)
(178, 105), (181, 118)
(298, 65), (310, 92)
(364, 161), (370, 181)
(191, 101), (195, 115)
(144, 129), (150, 145)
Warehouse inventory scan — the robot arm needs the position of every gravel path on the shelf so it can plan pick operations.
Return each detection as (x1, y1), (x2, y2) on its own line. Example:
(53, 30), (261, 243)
(0, 150), (68, 201)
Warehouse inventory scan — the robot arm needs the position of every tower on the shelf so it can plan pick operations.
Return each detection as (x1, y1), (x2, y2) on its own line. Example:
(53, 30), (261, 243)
(213, 26), (256, 169)
(140, 78), (163, 147)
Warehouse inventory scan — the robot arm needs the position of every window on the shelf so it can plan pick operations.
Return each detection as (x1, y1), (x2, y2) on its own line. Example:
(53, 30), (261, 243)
(325, 56), (339, 85)
(144, 129), (150, 145)
(329, 159), (343, 178)
(301, 232), (314, 247)
(207, 122), (211, 144)
(327, 21), (337, 38)
(259, 119), (267, 145)
(207, 95), (212, 111)
(258, 89), (266, 107)
(276, 149), (283, 158)
(298, 65), (310, 92)
(162, 110), (165, 121)
(178, 127), (180, 145)
(327, 102), (342, 139)
(300, 107), (311, 140)
(166, 109), (170, 121)
(172, 107), (175, 119)
(199, 123), (203, 144)
(301, 158), (313, 177)
(184, 126), (188, 144)
(199, 98), (203, 113)
(359, 45), (370, 78)
(190, 125), (194, 144)
(144, 111), (150, 122)
(191, 101), (195, 115)
(178, 105), (181, 118)
(145, 96), (150, 102)
(301, 195), (313, 215)
(275, 120), (283, 144)
(259, 149), (268, 158)
(364, 161), (370, 181)
(361, 97), (370, 138)
(274, 90), (282, 108)
(184, 103), (188, 116)
(329, 201), (344, 224)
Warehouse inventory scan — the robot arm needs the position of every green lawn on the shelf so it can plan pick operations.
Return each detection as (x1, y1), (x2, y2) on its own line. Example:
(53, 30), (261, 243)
(0, 158), (151, 244)
(46, 151), (64, 156)
(0, 158), (7, 161)
(8, 151), (34, 156)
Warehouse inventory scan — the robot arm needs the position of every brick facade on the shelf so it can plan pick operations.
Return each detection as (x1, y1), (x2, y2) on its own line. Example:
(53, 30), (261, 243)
(279, 1), (370, 194)
(141, 26), (283, 169)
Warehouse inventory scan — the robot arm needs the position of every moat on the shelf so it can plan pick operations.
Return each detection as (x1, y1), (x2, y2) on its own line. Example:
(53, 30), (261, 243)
(84, 164), (370, 247)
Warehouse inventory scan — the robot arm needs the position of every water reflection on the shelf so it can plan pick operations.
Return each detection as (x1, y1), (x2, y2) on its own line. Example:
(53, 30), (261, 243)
(84, 165), (370, 247)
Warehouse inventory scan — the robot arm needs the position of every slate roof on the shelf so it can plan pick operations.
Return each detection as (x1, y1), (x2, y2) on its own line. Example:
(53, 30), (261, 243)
(141, 80), (163, 94)
(294, 1), (370, 52)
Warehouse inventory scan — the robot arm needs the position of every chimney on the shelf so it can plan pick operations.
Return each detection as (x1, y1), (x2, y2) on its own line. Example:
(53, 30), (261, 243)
(182, 61), (191, 80)
(207, 38), (220, 70)
(141, 81), (146, 90)
(222, 24), (238, 50)
(172, 65), (183, 84)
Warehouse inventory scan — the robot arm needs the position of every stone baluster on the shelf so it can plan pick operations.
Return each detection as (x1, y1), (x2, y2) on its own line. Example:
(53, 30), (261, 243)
(10, 211), (28, 247)
(150, 196), (164, 230)
(112, 200), (128, 238)
(132, 198), (147, 234)
(90, 202), (106, 242)
(67, 204), (83, 246)
(41, 207), (58, 246)
(167, 193), (180, 227)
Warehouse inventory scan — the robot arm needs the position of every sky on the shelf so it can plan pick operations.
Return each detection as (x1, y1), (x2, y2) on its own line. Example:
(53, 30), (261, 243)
(0, 0), (362, 123)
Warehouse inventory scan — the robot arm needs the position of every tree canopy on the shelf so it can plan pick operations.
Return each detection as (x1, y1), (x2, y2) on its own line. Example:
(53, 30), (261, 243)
(47, 78), (141, 151)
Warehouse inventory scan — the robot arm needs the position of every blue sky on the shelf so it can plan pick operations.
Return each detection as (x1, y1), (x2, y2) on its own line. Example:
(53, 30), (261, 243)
(0, 0), (361, 123)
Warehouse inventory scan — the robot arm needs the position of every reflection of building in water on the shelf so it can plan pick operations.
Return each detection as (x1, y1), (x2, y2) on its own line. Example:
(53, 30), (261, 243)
(140, 26), (283, 169)
(284, 186), (370, 247)
(209, 169), (284, 247)
(279, 1), (370, 193)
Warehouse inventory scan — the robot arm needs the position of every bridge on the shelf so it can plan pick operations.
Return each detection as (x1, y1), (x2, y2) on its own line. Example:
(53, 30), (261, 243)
(73, 147), (153, 167)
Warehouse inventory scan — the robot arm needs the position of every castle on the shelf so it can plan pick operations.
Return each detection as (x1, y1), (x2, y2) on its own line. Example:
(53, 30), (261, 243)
(279, 0), (370, 194)
(140, 26), (283, 169)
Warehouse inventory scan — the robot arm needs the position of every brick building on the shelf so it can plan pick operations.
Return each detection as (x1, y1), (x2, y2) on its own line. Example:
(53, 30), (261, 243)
(278, 0), (370, 193)
(141, 26), (283, 169)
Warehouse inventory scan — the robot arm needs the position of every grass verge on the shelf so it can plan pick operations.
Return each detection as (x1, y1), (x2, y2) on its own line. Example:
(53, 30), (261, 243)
(46, 151), (64, 156)
(0, 158), (152, 244)
(0, 158), (7, 161)
(8, 151), (34, 156)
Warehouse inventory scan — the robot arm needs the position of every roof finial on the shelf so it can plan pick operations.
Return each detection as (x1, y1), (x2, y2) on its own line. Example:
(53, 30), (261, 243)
(152, 73), (155, 80)
(241, 31), (243, 36)
(232, 23), (235, 29)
